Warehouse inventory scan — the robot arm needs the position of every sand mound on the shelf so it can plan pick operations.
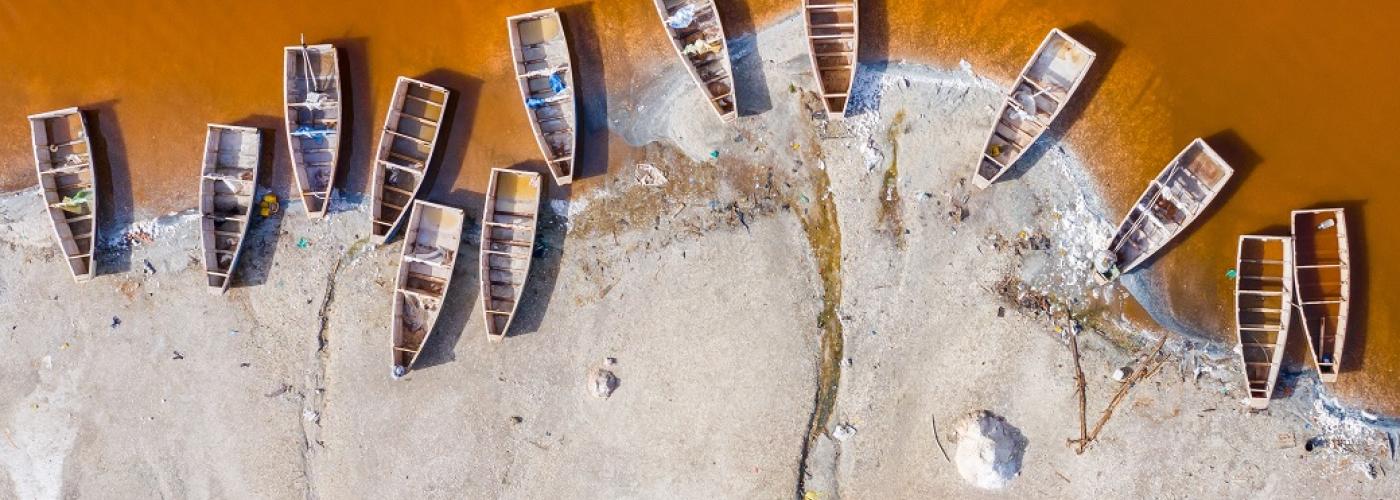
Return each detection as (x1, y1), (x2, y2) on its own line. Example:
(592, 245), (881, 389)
(953, 410), (1026, 490)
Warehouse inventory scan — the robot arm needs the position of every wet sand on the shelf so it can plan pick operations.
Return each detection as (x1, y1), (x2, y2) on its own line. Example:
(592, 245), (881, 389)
(0, 2), (1397, 409)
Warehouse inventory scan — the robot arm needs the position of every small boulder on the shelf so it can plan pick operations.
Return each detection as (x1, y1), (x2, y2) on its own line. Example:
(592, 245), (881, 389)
(591, 368), (619, 399)
(952, 410), (1026, 490)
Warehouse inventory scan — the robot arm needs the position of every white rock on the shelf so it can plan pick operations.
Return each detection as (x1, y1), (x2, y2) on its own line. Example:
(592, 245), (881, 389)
(591, 368), (619, 399)
(953, 411), (1025, 490)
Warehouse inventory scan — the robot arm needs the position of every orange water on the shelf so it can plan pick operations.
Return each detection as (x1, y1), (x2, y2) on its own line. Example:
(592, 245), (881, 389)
(1, 1), (1396, 413)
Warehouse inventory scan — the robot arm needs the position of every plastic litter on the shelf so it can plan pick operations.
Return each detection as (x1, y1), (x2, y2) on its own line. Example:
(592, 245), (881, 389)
(259, 193), (280, 217)
(550, 72), (566, 94)
(1225, 268), (1238, 280)
(709, 150), (720, 159)
(52, 188), (92, 214)
(291, 124), (332, 144)
(1317, 218), (1336, 230)
(526, 97), (547, 109)
(665, 4), (696, 29)
(297, 237), (310, 249)
(832, 423), (857, 441)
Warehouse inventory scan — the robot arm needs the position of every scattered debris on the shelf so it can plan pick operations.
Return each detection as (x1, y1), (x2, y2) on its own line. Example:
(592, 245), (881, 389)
(1111, 366), (1132, 382)
(634, 163), (668, 186)
(603, 357), (617, 367)
(110, 316), (121, 329)
(265, 384), (291, 398)
(953, 410), (1025, 490)
(511, 416), (524, 424)
(590, 368), (619, 399)
(832, 423), (857, 441)
(143, 259), (157, 274)
(172, 351), (184, 360)
(303, 409), (319, 423)
(1070, 334), (1169, 454)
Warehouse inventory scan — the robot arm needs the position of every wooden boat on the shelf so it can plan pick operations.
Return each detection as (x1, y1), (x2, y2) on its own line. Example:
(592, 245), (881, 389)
(1233, 235), (1295, 410)
(507, 9), (578, 185)
(198, 124), (261, 294)
(282, 40), (342, 218)
(29, 107), (98, 282)
(802, 0), (858, 118)
(479, 168), (542, 342)
(370, 76), (450, 244)
(1291, 208), (1351, 383)
(1095, 138), (1234, 282)
(972, 29), (1096, 189)
(652, 0), (737, 122)
(390, 200), (465, 378)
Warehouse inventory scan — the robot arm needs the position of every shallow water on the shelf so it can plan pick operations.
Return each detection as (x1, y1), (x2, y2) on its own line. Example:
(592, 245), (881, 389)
(1, 1), (1397, 412)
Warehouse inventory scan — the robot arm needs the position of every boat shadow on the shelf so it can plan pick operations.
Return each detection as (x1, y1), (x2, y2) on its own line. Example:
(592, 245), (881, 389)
(1123, 129), (1263, 278)
(999, 22), (1123, 184)
(414, 208), (482, 370)
(228, 119), (288, 290)
(562, 3), (610, 183)
(719, 0), (774, 117)
(845, 0), (889, 119)
(505, 185), (566, 340)
(84, 101), (135, 275)
(414, 69), (483, 215)
(324, 36), (370, 212)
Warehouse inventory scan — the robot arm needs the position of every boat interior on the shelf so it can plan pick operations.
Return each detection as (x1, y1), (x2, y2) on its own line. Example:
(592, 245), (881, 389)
(659, 0), (735, 118)
(481, 170), (541, 339)
(1293, 209), (1350, 379)
(805, 0), (857, 114)
(200, 126), (259, 290)
(511, 12), (576, 181)
(31, 110), (96, 279)
(976, 32), (1093, 184)
(1109, 141), (1230, 269)
(392, 203), (463, 370)
(1235, 236), (1293, 405)
(372, 79), (447, 238)
(285, 44), (341, 214)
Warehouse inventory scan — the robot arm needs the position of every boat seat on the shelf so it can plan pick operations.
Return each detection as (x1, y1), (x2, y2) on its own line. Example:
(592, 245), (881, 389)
(397, 112), (440, 127)
(385, 129), (431, 146)
(806, 4), (855, 11)
(404, 93), (444, 107)
(809, 34), (855, 40)
(485, 221), (534, 230)
(810, 23), (856, 29)
(382, 184), (415, 197)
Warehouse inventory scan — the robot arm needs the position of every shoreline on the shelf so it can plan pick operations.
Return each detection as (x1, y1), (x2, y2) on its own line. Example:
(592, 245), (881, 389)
(3, 9), (1398, 497)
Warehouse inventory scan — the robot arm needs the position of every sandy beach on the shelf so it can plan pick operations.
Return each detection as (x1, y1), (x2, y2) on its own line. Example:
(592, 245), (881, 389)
(3, 10), (1398, 499)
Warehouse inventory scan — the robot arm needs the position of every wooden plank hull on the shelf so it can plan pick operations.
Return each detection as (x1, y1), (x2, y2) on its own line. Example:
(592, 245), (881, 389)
(1291, 208), (1351, 383)
(370, 76), (450, 244)
(198, 124), (261, 294)
(29, 107), (99, 282)
(1096, 138), (1234, 282)
(479, 168), (542, 342)
(507, 9), (578, 185)
(283, 42), (342, 219)
(391, 200), (465, 378)
(972, 28), (1095, 189)
(652, 0), (737, 122)
(1233, 235), (1294, 410)
(802, 0), (858, 118)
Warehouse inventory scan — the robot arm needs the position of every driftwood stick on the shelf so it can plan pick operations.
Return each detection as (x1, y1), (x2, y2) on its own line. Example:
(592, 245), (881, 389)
(1078, 334), (1169, 452)
(931, 414), (952, 463)
(1069, 332), (1089, 454)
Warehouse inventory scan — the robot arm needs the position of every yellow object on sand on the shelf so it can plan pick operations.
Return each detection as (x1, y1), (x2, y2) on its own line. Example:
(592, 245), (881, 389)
(259, 193), (280, 217)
